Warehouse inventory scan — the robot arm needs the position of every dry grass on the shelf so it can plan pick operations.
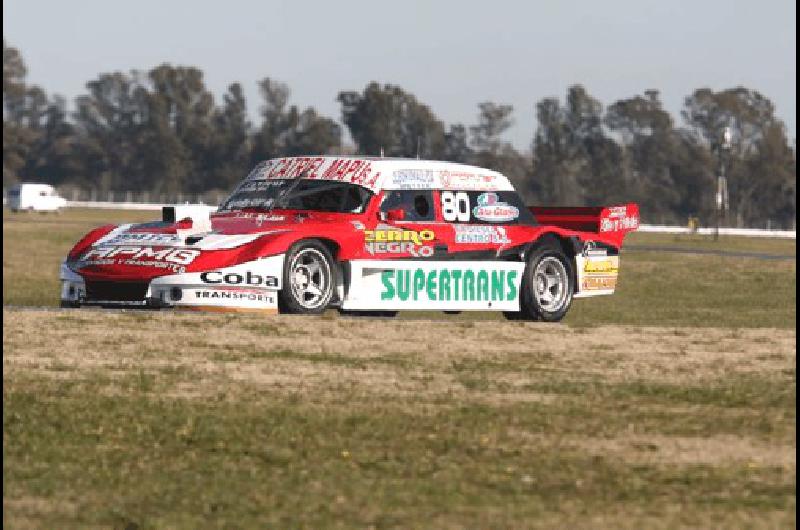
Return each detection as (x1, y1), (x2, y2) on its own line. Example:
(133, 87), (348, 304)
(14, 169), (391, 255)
(4, 310), (795, 394)
(570, 434), (795, 468)
(3, 308), (796, 528)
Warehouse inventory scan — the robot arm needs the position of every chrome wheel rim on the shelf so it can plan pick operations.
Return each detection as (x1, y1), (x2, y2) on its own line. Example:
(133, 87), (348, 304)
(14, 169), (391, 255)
(289, 248), (331, 309)
(533, 256), (569, 313)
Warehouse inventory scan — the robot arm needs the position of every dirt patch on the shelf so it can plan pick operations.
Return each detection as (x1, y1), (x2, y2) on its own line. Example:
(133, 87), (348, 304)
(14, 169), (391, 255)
(4, 310), (795, 401)
(3, 496), (78, 526)
(569, 434), (796, 468)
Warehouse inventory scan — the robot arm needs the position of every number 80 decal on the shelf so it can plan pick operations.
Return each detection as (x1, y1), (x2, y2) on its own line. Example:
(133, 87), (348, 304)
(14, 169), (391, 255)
(440, 191), (470, 222)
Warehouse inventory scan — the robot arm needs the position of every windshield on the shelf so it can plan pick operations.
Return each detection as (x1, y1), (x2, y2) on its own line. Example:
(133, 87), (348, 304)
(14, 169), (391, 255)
(218, 179), (373, 214)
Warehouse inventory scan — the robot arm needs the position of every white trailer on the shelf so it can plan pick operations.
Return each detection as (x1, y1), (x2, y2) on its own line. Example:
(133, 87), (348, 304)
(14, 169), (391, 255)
(7, 183), (67, 212)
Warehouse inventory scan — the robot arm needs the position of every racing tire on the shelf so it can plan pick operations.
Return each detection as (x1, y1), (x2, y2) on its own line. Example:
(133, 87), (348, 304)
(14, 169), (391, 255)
(279, 240), (337, 315)
(514, 236), (575, 322)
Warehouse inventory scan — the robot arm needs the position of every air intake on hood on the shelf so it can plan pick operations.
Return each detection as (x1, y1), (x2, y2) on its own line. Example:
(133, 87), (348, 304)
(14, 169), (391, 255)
(163, 204), (214, 232)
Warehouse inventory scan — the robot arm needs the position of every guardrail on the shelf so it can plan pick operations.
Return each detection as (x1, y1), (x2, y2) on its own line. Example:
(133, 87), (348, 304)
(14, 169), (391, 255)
(637, 224), (796, 239)
(65, 200), (185, 211)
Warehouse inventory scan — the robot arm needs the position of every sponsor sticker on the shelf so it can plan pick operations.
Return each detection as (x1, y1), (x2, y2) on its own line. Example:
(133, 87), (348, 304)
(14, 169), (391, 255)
(225, 197), (275, 210)
(472, 193), (519, 222)
(583, 258), (618, 274)
(390, 169), (435, 189)
(344, 260), (525, 311)
(606, 206), (628, 218)
(380, 267), (518, 303)
(581, 276), (617, 291)
(364, 229), (435, 258)
(251, 157), (380, 189)
(254, 214), (286, 226)
(600, 207), (639, 232)
(439, 170), (497, 191)
(200, 271), (279, 287)
(238, 180), (285, 192)
(600, 215), (639, 232)
(105, 233), (181, 245)
(454, 225), (510, 244)
(79, 246), (201, 273)
(192, 288), (277, 304)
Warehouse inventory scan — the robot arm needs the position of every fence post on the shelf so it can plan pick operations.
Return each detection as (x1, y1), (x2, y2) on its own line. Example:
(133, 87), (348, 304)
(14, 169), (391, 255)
(126, 191), (132, 203)
(108, 191), (114, 203)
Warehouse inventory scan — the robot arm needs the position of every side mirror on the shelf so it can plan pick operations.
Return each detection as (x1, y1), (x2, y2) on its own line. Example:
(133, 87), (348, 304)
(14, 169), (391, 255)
(383, 208), (405, 222)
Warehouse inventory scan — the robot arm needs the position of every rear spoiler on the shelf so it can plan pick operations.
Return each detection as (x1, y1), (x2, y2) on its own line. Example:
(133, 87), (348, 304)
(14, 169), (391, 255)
(529, 203), (640, 246)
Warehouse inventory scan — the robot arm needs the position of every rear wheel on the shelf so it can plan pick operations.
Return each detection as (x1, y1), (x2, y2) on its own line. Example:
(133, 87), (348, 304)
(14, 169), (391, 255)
(279, 241), (336, 314)
(504, 237), (574, 322)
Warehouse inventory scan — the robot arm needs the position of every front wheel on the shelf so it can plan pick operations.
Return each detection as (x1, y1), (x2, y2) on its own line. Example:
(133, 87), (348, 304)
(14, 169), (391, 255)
(279, 241), (336, 314)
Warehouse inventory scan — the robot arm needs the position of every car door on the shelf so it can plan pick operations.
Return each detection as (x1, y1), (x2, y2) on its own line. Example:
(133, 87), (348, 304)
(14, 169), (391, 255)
(361, 190), (447, 260)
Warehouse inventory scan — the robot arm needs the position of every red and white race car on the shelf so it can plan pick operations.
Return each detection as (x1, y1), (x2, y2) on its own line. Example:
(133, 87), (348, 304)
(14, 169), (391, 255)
(61, 157), (639, 321)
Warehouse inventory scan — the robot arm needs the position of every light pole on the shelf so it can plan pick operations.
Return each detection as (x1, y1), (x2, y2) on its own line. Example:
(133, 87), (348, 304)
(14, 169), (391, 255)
(714, 126), (732, 241)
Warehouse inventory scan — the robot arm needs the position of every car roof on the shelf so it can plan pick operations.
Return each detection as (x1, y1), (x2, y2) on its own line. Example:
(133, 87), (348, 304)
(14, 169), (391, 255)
(246, 156), (515, 193)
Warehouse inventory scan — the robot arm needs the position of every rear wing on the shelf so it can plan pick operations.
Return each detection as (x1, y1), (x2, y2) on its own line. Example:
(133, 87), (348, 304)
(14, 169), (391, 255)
(529, 203), (640, 247)
(530, 203), (639, 298)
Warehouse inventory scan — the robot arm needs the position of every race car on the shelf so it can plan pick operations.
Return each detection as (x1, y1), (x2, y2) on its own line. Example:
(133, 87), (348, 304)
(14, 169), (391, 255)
(60, 157), (639, 321)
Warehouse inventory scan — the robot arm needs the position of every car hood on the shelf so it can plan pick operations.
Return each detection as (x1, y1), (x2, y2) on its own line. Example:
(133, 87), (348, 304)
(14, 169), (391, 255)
(67, 210), (355, 281)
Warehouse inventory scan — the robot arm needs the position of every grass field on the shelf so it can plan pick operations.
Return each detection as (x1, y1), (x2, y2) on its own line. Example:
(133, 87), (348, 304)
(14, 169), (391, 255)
(2, 207), (797, 527)
(3, 310), (796, 528)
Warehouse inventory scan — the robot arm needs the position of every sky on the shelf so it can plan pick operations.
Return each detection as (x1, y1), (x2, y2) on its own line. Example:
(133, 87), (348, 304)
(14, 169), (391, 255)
(3, 0), (796, 150)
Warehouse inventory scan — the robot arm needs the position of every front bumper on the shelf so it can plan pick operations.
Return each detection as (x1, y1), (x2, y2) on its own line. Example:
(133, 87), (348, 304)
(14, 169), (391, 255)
(60, 254), (285, 313)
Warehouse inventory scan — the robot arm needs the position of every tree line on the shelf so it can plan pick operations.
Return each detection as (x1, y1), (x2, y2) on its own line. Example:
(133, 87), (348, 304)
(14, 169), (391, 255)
(3, 39), (795, 227)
